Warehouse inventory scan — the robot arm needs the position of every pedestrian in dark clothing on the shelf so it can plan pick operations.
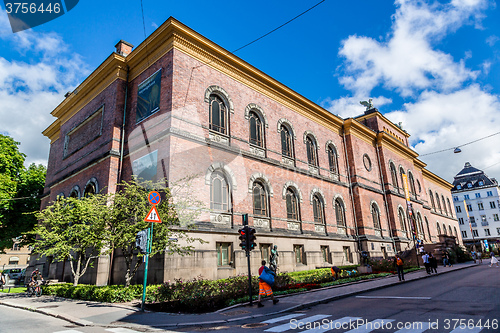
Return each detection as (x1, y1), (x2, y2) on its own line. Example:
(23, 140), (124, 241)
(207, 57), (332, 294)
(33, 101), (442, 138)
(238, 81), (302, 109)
(429, 253), (438, 273)
(443, 251), (452, 267)
(393, 254), (405, 281)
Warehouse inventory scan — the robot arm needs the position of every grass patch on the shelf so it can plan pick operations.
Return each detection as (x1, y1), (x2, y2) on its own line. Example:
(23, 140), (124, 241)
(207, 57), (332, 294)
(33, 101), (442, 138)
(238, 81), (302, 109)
(0, 287), (26, 293)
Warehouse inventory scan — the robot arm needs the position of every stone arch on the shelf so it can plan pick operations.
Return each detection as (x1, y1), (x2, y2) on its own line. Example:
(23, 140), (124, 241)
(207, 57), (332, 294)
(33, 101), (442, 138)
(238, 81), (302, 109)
(370, 200), (382, 212)
(332, 194), (346, 207)
(84, 177), (99, 195)
(309, 188), (326, 207)
(205, 162), (237, 191)
(69, 185), (81, 198)
(325, 140), (338, 153)
(244, 103), (268, 128)
(204, 85), (234, 113)
(282, 181), (302, 202)
(303, 131), (320, 150)
(277, 118), (296, 139)
(248, 173), (273, 197)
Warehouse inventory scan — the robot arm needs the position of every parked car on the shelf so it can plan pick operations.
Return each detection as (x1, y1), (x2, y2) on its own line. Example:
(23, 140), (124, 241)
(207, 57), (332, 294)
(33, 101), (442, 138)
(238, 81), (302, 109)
(3, 268), (23, 280)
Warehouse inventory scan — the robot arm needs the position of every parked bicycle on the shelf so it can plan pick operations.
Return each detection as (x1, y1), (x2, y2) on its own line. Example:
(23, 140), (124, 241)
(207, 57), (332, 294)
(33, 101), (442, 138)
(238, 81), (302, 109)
(27, 280), (44, 297)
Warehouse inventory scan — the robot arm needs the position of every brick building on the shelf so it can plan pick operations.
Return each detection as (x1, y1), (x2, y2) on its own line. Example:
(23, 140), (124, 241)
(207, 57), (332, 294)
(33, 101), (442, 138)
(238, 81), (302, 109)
(34, 18), (460, 285)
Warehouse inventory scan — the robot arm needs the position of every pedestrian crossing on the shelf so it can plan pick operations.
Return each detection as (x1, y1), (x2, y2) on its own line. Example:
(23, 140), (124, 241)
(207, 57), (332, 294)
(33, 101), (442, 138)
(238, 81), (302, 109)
(261, 314), (486, 333)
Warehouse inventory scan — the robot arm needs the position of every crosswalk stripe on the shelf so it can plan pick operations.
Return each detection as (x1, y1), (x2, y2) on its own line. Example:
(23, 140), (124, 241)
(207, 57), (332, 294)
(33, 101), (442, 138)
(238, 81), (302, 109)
(53, 330), (83, 333)
(449, 327), (483, 333)
(262, 313), (306, 324)
(105, 328), (142, 333)
(264, 314), (331, 332)
(344, 319), (395, 333)
(394, 322), (430, 333)
(300, 316), (362, 333)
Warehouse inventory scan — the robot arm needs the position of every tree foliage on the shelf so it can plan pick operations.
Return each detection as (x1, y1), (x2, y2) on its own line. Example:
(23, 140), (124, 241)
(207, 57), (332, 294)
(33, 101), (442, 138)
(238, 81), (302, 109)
(0, 134), (46, 251)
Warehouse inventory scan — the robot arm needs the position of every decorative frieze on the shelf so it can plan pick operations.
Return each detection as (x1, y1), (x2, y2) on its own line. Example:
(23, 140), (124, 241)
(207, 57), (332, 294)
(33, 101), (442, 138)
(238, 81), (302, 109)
(249, 145), (266, 158)
(210, 213), (232, 224)
(254, 218), (270, 228)
(287, 222), (300, 231)
(281, 156), (294, 167)
(309, 165), (319, 175)
(315, 224), (325, 233)
(208, 131), (229, 145)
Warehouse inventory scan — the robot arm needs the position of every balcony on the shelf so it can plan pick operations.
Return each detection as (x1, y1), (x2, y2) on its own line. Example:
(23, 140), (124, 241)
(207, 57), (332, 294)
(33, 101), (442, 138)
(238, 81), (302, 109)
(471, 223), (477, 228)
(481, 221), (489, 226)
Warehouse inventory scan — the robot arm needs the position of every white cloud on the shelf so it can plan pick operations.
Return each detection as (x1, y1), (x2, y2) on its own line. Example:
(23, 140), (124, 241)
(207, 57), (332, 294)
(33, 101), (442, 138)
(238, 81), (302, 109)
(324, 95), (393, 119)
(0, 10), (89, 166)
(486, 35), (499, 46)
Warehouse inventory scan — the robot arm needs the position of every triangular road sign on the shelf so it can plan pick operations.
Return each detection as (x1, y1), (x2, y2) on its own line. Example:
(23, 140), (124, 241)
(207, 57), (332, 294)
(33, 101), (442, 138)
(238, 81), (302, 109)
(144, 206), (162, 223)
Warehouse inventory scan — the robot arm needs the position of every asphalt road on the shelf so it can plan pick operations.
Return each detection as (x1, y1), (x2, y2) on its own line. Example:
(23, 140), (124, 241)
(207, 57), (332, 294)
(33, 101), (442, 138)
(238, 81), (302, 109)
(185, 263), (500, 333)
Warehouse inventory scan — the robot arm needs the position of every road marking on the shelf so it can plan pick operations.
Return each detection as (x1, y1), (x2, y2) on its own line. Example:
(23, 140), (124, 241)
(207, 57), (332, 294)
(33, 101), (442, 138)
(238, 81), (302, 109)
(105, 329), (144, 333)
(394, 322), (431, 333)
(449, 327), (483, 333)
(264, 314), (331, 332)
(53, 331), (83, 333)
(356, 296), (432, 300)
(262, 313), (306, 324)
(344, 319), (395, 333)
(300, 316), (362, 333)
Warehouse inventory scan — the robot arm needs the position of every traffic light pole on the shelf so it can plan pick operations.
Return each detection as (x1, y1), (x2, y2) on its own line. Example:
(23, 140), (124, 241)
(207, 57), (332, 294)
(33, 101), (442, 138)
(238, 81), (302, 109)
(141, 222), (153, 312)
(246, 249), (252, 306)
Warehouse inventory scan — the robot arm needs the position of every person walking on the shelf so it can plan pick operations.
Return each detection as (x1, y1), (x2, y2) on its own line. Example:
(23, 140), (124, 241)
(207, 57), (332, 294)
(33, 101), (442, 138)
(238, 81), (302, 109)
(422, 252), (430, 274)
(477, 251), (483, 264)
(489, 252), (499, 267)
(393, 254), (405, 281)
(257, 260), (279, 307)
(429, 253), (438, 274)
(443, 251), (452, 267)
(471, 250), (477, 263)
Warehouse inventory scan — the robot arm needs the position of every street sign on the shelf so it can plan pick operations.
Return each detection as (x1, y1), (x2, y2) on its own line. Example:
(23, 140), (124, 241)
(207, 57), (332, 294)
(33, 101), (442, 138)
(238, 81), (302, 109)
(144, 206), (162, 223)
(148, 191), (161, 205)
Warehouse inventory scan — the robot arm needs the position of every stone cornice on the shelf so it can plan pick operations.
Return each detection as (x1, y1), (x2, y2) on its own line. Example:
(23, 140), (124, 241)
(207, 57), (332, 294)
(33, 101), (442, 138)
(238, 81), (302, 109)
(356, 111), (410, 138)
(344, 118), (377, 145)
(422, 168), (453, 189)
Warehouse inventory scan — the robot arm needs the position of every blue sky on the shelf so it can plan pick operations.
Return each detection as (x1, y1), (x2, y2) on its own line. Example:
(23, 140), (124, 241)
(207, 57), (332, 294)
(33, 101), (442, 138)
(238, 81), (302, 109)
(1, 0), (499, 182)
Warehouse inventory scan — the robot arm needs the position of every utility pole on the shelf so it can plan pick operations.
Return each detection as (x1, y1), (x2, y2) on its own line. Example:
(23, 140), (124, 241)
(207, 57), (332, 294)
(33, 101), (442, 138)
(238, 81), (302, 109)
(239, 214), (256, 305)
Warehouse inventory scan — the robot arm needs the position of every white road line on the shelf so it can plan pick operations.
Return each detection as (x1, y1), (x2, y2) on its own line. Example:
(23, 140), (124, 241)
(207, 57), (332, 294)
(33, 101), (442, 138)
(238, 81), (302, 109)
(344, 319), (395, 333)
(262, 313), (306, 324)
(449, 327), (483, 333)
(105, 328), (143, 333)
(264, 314), (331, 332)
(300, 316), (362, 333)
(53, 330), (83, 333)
(356, 296), (432, 300)
(394, 322), (431, 333)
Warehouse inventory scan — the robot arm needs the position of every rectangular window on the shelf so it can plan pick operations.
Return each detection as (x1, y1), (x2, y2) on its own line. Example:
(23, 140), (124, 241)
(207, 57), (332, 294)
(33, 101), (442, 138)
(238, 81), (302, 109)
(487, 191), (493, 197)
(473, 230), (479, 237)
(476, 193), (481, 198)
(490, 201), (496, 209)
(320, 246), (330, 263)
(458, 217), (464, 225)
(470, 216), (476, 223)
(216, 242), (232, 267)
(294, 245), (305, 264)
(461, 230), (467, 238)
(456, 206), (462, 213)
(343, 246), (352, 263)
(478, 203), (484, 210)
(467, 204), (473, 211)
(497, 228), (500, 235)
(260, 244), (271, 262)
(464, 194), (470, 200)
(494, 214), (499, 221)
(453, 196), (459, 201)
(136, 69), (162, 123)
(485, 229), (491, 236)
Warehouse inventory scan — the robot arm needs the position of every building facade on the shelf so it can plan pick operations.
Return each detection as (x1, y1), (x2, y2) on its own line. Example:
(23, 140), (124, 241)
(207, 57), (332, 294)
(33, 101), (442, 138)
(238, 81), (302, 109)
(34, 18), (460, 285)
(452, 162), (500, 252)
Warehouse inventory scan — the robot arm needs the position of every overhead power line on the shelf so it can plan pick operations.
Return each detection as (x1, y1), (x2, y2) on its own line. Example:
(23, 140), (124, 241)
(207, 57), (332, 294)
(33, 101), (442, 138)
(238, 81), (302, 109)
(419, 130), (500, 157)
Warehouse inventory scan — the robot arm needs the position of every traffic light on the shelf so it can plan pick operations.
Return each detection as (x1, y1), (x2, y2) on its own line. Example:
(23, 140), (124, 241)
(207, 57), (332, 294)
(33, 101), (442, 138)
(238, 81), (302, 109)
(238, 226), (248, 250)
(247, 227), (257, 251)
(135, 229), (149, 254)
(242, 213), (248, 225)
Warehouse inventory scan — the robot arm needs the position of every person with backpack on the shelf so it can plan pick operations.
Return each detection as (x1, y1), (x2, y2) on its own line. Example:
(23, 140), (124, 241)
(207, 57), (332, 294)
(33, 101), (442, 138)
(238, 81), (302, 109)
(257, 260), (279, 307)
(393, 254), (405, 281)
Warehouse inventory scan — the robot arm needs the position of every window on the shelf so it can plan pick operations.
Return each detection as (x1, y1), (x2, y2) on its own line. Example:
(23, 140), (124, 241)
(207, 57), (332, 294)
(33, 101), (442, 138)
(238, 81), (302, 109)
(398, 208), (407, 233)
(280, 125), (294, 158)
(417, 213), (425, 240)
(305, 136), (318, 167)
(453, 196), (459, 201)
(400, 168), (406, 194)
(436, 194), (442, 213)
(260, 244), (271, 261)
(462, 230), (467, 238)
(312, 194), (325, 224)
(487, 191), (493, 197)
(456, 206), (462, 213)
(327, 145), (339, 174)
(459, 217), (464, 225)
(371, 203), (381, 230)
(454, 227), (458, 239)
(478, 203), (484, 210)
(69, 185), (81, 199)
(467, 183), (472, 188)
(475, 193), (481, 198)
(390, 163), (399, 191)
(467, 204), (473, 211)
(437, 223), (441, 235)
(252, 182), (268, 216)
(481, 215), (487, 223)
(334, 198), (346, 227)
(497, 228), (500, 235)
(216, 242), (232, 266)
(479, 181), (484, 186)
(447, 198), (453, 217)
(457, 185), (462, 190)
(485, 229), (491, 236)
(490, 201), (496, 209)
(470, 216), (476, 224)
(472, 230), (479, 237)
(363, 154), (372, 171)
(286, 188), (300, 221)
(210, 171), (230, 211)
(494, 214), (499, 221)
(209, 95), (227, 135)
(343, 246), (352, 263)
(429, 191), (436, 211)
(464, 194), (470, 200)
(294, 245), (304, 264)
(408, 172), (416, 195)
(84, 178), (98, 197)
(249, 111), (264, 147)
(442, 196), (448, 215)
(448, 225), (452, 236)
(12, 243), (20, 251)
(442, 225), (447, 235)
(320, 246), (330, 263)
(425, 217), (431, 240)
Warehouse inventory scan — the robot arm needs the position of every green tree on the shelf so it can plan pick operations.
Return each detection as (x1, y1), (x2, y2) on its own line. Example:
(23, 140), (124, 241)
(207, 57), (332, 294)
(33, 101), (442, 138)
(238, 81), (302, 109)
(0, 134), (46, 251)
(33, 195), (108, 286)
(108, 177), (204, 287)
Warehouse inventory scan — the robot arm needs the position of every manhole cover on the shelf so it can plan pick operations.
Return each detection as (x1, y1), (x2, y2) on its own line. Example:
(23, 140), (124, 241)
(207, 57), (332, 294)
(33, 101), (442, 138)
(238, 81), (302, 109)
(222, 310), (250, 316)
(37, 305), (59, 309)
(241, 323), (268, 328)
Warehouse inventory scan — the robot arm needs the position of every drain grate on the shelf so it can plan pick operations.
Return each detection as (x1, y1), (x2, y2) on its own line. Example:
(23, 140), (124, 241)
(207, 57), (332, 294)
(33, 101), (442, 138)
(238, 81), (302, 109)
(242, 323), (268, 328)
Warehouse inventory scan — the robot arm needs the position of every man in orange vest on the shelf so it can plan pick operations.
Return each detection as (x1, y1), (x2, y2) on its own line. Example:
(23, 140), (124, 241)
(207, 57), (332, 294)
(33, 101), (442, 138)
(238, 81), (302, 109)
(394, 254), (405, 281)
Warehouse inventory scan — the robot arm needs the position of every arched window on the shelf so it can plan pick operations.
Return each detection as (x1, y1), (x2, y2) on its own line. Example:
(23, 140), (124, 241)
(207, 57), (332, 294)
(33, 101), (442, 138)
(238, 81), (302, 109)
(398, 207), (407, 234)
(280, 125), (294, 158)
(429, 191), (436, 211)
(442, 195), (448, 215)
(436, 193), (442, 213)
(454, 226), (458, 239)
(312, 194), (325, 224)
(437, 222), (441, 235)
(399, 168), (406, 192)
(84, 179), (98, 197)
(425, 217), (431, 240)
(371, 203), (381, 230)
(408, 172), (416, 195)
(69, 186), (80, 199)
(448, 225), (453, 236)
(447, 198), (453, 218)
(209, 94), (227, 135)
(417, 213), (425, 240)
(249, 111), (264, 147)
(305, 135), (318, 167)
(252, 182), (268, 216)
(442, 224), (447, 235)
(210, 171), (230, 211)
(390, 163), (399, 191)
(286, 188), (300, 221)
(334, 198), (346, 227)
(327, 145), (339, 174)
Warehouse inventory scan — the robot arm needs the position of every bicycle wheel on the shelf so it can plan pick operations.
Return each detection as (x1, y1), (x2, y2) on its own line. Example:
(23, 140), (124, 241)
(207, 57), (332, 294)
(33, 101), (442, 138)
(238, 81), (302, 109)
(27, 287), (33, 297)
(35, 286), (42, 297)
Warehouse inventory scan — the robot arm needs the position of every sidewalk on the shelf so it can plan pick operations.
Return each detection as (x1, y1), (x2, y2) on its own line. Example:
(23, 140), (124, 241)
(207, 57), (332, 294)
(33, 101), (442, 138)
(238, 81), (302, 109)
(0, 262), (478, 331)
